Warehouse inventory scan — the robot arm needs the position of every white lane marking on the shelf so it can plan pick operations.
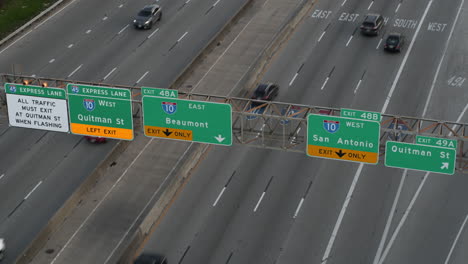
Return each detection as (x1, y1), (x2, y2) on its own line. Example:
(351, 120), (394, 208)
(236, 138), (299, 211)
(148, 28), (159, 39)
(213, 187), (226, 207)
(49, 58), (55, 63)
(372, 169), (407, 264)
(86, 29), (92, 34)
(322, 164), (364, 264)
(320, 77), (329, 90)
(293, 198), (305, 219)
(455, 103), (468, 123)
(381, 0), (433, 113)
(289, 73), (299, 86)
(51, 138), (156, 264)
(341, 0), (348, 6)
(368, 1), (374, 10)
(395, 3), (401, 13)
(67, 64), (82, 78)
(194, 15), (255, 93)
(136, 71), (149, 84)
(0, 174), (4, 180)
(353, 79), (362, 94)
(378, 172), (430, 264)
(422, 0), (464, 117)
(102, 16), (108, 21)
(253, 192), (266, 212)
(345, 35), (353, 47)
(119, 4), (123, 8)
(444, 214), (468, 264)
(376, 38), (383, 49)
(103, 67), (117, 80)
(0, 30), (32, 55)
(213, 0), (221, 6)
(186, 0), (191, 3)
(34, 0), (78, 29)
(24, 181), (42, 200)
(103, 143), (194, 264)
(318, 31), (326, 42)
(68, 44), (74, 48)
(118, 24), (129, 35)
(178, 31), (188, 42)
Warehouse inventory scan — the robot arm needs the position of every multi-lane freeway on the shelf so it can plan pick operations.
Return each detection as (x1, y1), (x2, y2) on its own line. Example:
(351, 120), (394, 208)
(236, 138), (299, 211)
(140, 0), (468, 263)
(0, 0), (248, 262)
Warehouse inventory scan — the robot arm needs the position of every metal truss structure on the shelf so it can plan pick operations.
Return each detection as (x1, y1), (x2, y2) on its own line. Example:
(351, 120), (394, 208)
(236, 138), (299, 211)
(1, 74), (467, 173)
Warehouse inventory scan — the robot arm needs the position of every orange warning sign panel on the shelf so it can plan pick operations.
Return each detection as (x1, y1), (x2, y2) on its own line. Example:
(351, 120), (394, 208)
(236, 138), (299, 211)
(307, 145), (378, 164)
(71, 123), (134, 140)
(144, 126), (193, 141)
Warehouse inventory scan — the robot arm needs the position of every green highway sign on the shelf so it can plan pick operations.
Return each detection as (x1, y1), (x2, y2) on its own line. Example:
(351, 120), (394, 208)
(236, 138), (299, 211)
(416, 135), (457, 149)
(141, 87), (178, 98)
(385, 141), (456, 175)
(67, 84), (134, 140)
(142, 96), (232, 145)
(307, 114), (380, 164)
(341, 108), (381, 122)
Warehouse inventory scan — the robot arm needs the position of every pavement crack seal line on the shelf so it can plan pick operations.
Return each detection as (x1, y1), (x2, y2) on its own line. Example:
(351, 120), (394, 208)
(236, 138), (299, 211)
(374, 0), (465, 263)
(321, 1), (434, 263)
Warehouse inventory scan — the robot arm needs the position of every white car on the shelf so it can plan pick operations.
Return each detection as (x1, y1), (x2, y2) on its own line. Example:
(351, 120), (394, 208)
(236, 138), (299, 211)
(0, 238), (4, 261)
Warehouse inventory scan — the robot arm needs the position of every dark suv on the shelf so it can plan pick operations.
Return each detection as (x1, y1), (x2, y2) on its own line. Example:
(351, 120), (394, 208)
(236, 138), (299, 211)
(133, 5), (162, 29)
(360, 14), (384, 35)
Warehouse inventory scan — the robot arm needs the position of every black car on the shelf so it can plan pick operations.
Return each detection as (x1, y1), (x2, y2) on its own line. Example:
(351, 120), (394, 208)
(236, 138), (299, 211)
(134, 253), (167, 264)
(360, 14), (384, 35)
(251, 83), (279, 102)
(384, 33), (405, 52)
(133, 5), (162, 29)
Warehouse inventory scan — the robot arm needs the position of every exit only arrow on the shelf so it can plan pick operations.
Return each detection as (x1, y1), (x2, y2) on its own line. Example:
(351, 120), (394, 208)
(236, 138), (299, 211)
(163, 129), (173, 137)
(214, 134), (225, 143)
(335, 149), (346, 158)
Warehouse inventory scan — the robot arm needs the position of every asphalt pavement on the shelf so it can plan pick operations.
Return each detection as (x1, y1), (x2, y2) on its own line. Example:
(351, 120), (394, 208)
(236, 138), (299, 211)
(0, 0), (248, 262)
(140, 0), (468, 264)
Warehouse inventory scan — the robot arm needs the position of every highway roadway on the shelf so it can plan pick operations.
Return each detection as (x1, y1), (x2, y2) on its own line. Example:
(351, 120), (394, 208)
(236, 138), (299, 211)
(0, 0), (248, 262)
(141, 0), (468, 263)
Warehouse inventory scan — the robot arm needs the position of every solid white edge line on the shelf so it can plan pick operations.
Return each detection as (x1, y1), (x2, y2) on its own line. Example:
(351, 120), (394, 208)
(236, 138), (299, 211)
(378, 172), (430, 264)
(195, 15), (255, 93)
(422, 0), (464, 117)
(376, 38), (383, 49)
(318, 31), (326, 42)
(293, 198), (305, 219)
(0, 30), (32, 55)
(321, 77), (329, 90)
(34, 0), (78, 29)
(345, 35), (353, 47)
(136, 71), (149, 84)
(213, 187), (227, 207)
(253, 192), (266, 212)
(444, 214), (468, 264)
(50, 138), (155, 264)
(372, 170), (407, 264)
(68, 64), (83, 78)
(321, 164), (364, 264)
(178, 31), (188, 42)
(381, 0), (433, 113)
(118, 24), (129, 35)
(24, 181), (42, 200)
(148, 28), (159, 38)
(103, 67), (117, 80)
(353, 79), (362, 94)
(289, 73), (299, 86)
(368, 1), (374, 10)
(103, 143), (194, 264)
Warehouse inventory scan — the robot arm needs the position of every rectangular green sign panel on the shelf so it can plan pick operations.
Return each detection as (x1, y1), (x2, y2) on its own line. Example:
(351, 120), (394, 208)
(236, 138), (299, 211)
(142, 96), (232, 146)
(341, 108), (381, 122)
(67, 84), (134, 140)
(307, 114), (380, 164)
(141, 87), (178, 98)
(5, 83), (66, 99)
(385, 141), (456, 175)
(416, 135), (457, 149)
